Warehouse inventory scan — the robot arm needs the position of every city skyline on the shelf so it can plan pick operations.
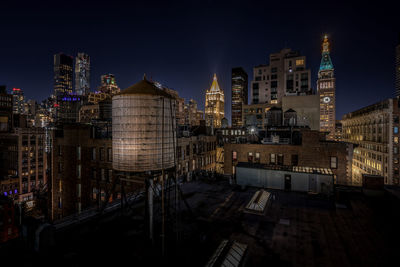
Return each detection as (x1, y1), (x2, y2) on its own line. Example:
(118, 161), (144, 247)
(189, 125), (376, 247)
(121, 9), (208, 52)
(0, 1), (398, 123)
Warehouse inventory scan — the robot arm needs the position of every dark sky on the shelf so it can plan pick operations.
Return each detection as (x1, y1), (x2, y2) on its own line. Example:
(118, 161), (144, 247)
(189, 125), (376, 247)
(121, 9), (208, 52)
(0, 1), (398, 122)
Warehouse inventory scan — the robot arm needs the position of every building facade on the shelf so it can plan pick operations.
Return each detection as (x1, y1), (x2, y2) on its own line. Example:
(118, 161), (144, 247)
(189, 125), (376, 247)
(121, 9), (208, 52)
(317, 36), (336, 139)
(75, 53), (90, 96)
(54, 53), (73, 97)
(177, 135), (217, 180)
(0, 127), (47, 204)
(231, 67), (248, 127)
(205, 74), (225, 128)
(224, 130), (351, 185)
(250, 48), (312, 105)
(341, 98), (400, 185)
(51, 123), (118, 221)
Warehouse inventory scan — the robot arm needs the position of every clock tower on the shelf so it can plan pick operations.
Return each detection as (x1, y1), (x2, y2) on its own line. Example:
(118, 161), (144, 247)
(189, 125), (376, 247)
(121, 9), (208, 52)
(317, 35), (336, 140)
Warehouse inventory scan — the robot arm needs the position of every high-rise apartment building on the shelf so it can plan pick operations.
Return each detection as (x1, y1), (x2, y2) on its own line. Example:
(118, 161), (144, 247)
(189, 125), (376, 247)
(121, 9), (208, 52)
(342, 98), (400, 186)
(99, 74), (120, 95)
(231, 67), (248, 127)
(317, 35), (336, 140)
(75, 53), (90, 96)
(205, 74), (225, 128)
(396, 35), (400, 97)
(54, 53), (73, 97)
(250, 48), (311, 105)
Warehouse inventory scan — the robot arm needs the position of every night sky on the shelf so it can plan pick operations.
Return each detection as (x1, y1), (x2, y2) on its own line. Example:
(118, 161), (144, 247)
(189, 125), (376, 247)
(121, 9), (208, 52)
(0, 1), (398, 122)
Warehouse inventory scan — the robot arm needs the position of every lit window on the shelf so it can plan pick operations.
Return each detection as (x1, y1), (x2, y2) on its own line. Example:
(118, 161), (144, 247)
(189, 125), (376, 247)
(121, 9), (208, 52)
(330, 157), (337, 169)
(395, 137), (399, 144)
(92, 147), (96, 160)
(295, 59), (304, 66)
(232, 151), (237, 161)
(77, 146), (81, 160)
(77, 165), (81, 179)
(270, 153), (276, 164)
(248, 152), (253, 162)
(395, 127), (399, 134)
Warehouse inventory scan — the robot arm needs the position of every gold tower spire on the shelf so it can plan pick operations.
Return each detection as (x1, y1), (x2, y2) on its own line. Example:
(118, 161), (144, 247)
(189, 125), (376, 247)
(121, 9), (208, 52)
(322, 35), (330, 53)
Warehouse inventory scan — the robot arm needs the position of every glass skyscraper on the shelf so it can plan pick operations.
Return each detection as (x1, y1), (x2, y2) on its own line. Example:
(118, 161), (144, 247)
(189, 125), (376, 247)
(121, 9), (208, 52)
(75, 53), (90, 96)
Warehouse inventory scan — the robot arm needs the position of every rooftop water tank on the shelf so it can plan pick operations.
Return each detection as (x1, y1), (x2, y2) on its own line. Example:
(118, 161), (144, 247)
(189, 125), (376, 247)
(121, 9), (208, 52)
(112, 78), (176, 172)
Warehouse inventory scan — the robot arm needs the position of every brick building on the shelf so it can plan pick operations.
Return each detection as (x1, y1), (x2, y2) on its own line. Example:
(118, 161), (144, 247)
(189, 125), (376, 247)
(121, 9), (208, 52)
(50, 123), (124, 221)
(176, 135), (217, 180)
(51, 122), (218, 221)
(224, 130), (351, 185)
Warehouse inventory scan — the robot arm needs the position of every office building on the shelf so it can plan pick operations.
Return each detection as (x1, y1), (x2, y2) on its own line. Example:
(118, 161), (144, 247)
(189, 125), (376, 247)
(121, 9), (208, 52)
(317, 35), (336, 139)
(75, 53), (90, 95)
(54, 53), (73, 97)
(250, 48), (312, 105)
(205, 74), (225, 128)
(232, 68), (248, 127)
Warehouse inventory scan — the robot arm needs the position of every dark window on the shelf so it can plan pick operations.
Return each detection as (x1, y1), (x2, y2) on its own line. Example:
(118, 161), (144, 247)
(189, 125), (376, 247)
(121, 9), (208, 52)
(277, 154), (284, 165)
(252, 83), (259, 90)
(177, 146), (181, 159)
(107, 148), (112, 162)
(100, 148), (105, 161)
(286, 79), (294, 90)
(291, 154), (298, 166)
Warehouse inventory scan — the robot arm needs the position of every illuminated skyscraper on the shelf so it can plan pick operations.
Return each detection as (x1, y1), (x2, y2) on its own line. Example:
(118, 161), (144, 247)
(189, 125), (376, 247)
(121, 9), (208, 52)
(75, 53), (90, 95)
(317, 35), (336, 140)
(11, 88), (25, 114)
(205, 74), (225, 128)
(54, 53), (73, 97)
(99, 74), (120, 95)
(231, 67), (248, 127)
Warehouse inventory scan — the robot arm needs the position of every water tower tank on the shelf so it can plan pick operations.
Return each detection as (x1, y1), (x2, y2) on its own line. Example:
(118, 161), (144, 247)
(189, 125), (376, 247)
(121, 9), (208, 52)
(112, 78), (176, 172)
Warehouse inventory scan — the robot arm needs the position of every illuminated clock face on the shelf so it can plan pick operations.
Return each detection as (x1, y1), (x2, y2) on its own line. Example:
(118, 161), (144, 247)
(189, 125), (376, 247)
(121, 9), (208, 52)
(323, 96), (331, 103)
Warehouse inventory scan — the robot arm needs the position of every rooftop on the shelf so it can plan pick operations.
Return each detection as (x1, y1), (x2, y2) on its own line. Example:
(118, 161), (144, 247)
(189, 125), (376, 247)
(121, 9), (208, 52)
(3, 180), (400, 266)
